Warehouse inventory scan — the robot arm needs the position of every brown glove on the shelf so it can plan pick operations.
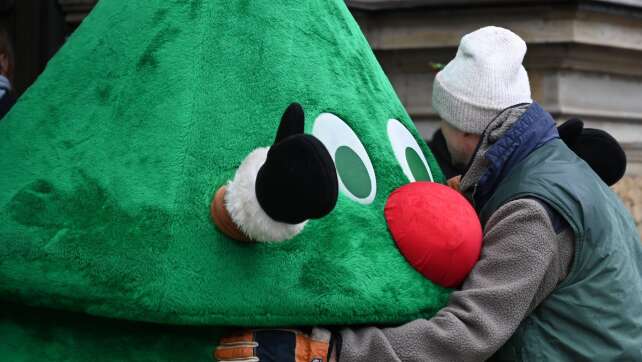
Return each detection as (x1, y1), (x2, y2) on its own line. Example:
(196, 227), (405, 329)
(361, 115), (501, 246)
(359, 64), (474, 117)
(447, 175), (462, 193)
(214, 328), (337, 362)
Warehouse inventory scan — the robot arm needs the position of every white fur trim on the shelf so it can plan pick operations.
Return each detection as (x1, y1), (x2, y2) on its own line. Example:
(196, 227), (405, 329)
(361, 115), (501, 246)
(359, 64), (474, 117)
(225, 147), (307, 242)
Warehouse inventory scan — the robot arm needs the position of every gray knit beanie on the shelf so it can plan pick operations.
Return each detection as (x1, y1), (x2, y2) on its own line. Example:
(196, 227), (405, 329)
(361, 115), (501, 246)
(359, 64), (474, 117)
(432, 26), (532, 134)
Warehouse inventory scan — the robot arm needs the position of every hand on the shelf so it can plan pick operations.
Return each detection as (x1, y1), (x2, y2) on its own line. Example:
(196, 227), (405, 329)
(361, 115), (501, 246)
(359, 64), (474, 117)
(446, 175), (462, 193)
(214, 328), (337, 362)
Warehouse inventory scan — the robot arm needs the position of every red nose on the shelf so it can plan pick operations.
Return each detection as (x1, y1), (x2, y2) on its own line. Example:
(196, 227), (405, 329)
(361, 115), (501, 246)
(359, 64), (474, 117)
(384, 182), (482, 288)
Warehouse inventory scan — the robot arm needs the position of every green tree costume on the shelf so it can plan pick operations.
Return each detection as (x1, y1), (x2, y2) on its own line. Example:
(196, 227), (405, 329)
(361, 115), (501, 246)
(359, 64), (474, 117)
(0, 0), (455, 360)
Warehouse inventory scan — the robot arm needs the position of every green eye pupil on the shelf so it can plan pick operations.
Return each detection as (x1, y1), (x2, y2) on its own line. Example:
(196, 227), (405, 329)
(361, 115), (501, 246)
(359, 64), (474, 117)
(335, 146), (371, 198)
(405, 147), (431, 181)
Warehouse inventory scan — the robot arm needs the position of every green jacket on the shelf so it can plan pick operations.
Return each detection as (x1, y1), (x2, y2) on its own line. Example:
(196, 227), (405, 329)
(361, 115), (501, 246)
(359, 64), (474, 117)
(484, 139), (642, 361)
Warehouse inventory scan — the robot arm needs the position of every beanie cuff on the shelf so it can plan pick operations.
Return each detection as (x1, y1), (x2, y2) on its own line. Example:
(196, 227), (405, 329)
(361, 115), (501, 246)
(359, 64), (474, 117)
(432, 76), (508, 135)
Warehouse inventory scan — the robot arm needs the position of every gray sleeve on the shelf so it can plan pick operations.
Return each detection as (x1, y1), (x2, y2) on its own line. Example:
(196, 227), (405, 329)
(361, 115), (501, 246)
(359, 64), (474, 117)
(338, 199), (574, 362)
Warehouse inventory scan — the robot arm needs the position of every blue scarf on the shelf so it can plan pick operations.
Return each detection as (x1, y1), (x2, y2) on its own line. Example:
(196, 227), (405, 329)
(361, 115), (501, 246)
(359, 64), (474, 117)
(474, 102), (560, 209)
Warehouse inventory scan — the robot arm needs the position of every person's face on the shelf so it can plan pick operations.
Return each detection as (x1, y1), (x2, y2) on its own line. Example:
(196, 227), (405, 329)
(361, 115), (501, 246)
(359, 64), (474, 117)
(440, 120), (480, 172)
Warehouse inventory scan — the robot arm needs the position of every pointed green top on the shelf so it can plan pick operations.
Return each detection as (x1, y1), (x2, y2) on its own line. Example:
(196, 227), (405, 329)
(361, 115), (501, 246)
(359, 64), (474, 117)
(0, 0), (447, 326)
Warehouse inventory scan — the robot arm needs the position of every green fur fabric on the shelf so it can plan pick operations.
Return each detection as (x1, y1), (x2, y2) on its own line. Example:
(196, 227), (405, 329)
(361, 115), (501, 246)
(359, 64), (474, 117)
(0, 0), (449, 354)
(0, 302), (222, 361)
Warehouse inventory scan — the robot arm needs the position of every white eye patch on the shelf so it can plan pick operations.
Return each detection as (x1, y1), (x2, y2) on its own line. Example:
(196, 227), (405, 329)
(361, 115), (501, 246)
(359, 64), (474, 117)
(387, 118), (433, 183)
(312, 113), (376, 204)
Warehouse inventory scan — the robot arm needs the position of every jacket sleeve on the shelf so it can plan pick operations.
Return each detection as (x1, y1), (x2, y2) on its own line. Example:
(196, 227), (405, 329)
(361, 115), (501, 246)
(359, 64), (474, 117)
(337, 198), (574, 362)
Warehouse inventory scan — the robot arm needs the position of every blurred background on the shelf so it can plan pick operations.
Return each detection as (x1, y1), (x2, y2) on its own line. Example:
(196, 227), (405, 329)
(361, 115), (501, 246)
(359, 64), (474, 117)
(1, 0), (641, 234)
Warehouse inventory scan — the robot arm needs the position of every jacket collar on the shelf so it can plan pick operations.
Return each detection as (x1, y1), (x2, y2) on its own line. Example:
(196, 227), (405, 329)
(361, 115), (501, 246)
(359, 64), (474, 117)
(471, 102), (559, 210)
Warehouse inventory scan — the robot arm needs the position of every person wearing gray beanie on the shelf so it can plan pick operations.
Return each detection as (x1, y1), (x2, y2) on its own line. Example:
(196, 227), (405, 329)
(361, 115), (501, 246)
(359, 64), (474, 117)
(433, 26), (532, 135)
(434, 26), (533, 172)
(332, 26), (642, 362)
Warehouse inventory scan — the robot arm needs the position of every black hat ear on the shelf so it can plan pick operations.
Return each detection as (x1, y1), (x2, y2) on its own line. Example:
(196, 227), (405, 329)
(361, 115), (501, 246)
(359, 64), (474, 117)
(557, 118), (584, 146)
(558, 118), (627, 186)
(274, 103), (304, 145)
(574, 128), (627, 186)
